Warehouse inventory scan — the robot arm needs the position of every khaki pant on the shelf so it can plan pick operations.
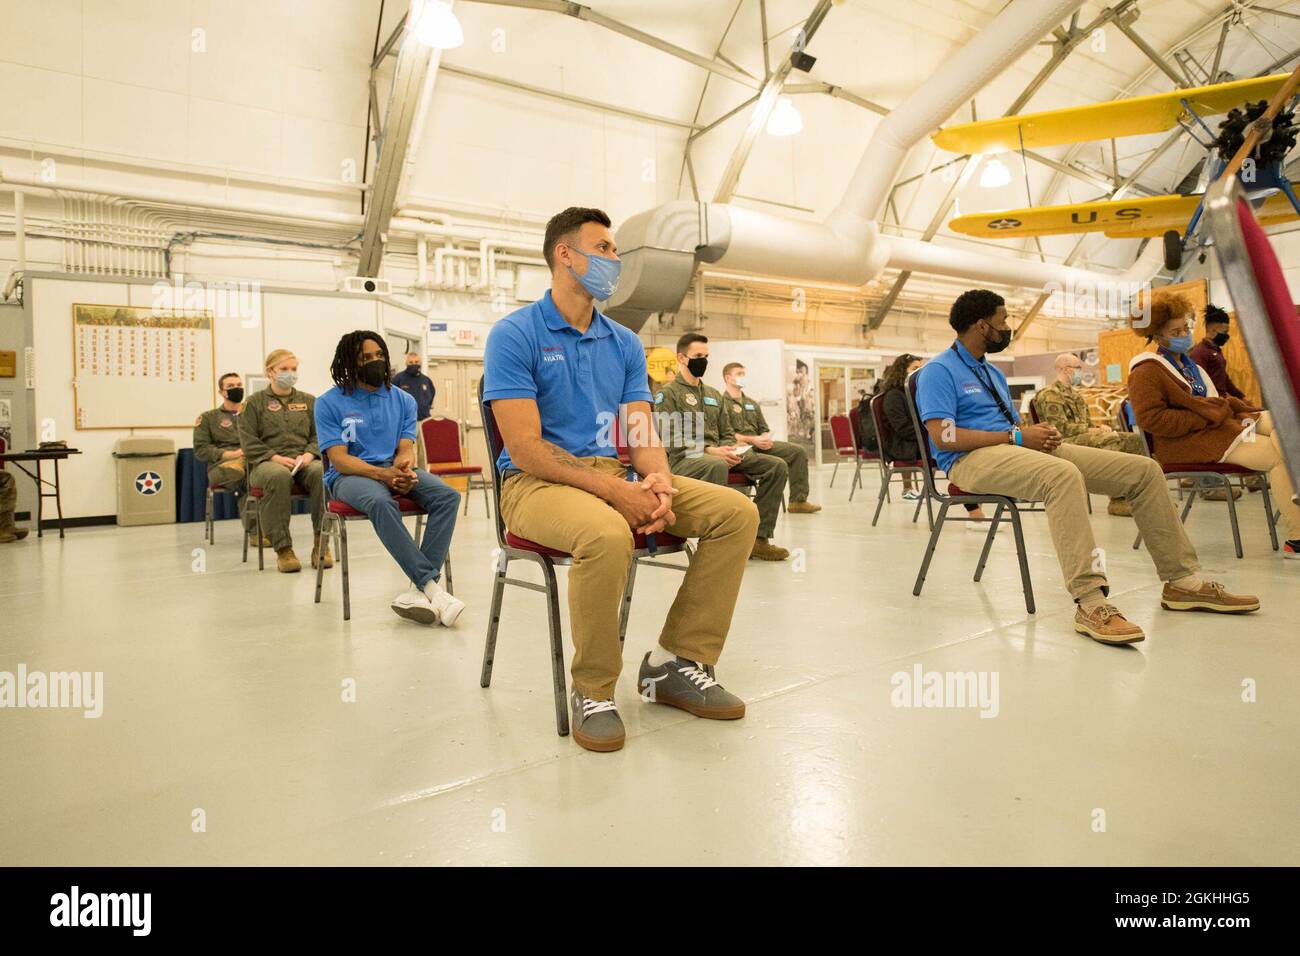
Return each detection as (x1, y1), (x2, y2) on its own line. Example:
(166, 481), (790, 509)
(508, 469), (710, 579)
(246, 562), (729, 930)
(499, 456), (759, 700)
(949, 442), (1200, 603)
(1222, 412), (1300, 539)
(248, 459), (325, 552)
(1063, 428), (1147, 504)
(0, 471), (17, 529)
(207, 459), (254, 532)
(763, 440), (811, 502)
(673, 451), (787, 538)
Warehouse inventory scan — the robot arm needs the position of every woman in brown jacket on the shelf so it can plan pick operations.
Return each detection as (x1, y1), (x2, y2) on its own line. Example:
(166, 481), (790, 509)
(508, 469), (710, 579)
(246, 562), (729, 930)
(1128, 291), (1300, 557)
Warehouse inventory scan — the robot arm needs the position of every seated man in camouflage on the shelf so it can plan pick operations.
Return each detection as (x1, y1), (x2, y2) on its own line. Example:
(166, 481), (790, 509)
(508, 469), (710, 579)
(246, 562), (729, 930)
(193, 372), (265, 546)
(0, 470), (28, 543)
(657, 333), (789, 561)
(721, 361), (820, 514)
(1034, 353), (1146, 516)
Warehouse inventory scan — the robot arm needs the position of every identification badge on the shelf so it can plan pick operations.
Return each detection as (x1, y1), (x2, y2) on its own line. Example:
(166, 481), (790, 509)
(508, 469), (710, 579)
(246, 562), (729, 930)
(961, 383), (983, 396)
(267, 400), (282, 412)
(288, 403), (307, 411)
(744, 403), (755, 410)
(702, 396), (718, 407)
(685, 394), (698, 406)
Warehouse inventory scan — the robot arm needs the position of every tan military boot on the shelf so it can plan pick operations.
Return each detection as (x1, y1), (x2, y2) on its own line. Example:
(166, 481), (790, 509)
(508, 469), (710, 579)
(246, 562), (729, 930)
(1106, 498), (1133, 516)
(311, 539), (333, 569)
(276, 547), (302, 573)
(788, 500), (822, 514)
(749, 538), (789, 561)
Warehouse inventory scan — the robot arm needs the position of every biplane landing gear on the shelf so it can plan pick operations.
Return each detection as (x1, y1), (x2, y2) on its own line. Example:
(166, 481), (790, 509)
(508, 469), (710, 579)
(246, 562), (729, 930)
(1163, 230), (1183, 272)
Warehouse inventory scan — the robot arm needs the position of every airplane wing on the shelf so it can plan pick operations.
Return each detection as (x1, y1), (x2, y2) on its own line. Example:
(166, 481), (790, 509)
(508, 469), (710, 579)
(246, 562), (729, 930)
(932, 73), (1290, 154)
(948, 189), (1300, 239)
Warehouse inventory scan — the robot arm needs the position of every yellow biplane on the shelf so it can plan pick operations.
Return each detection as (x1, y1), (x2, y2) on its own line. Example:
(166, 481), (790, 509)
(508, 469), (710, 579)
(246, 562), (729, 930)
(935, 67), (1300, 270)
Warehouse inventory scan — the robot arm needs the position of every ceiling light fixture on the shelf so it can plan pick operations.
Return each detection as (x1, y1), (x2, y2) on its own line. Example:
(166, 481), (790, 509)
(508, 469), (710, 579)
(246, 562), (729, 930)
(767, 97), (803, 136)
(411, 0), (464, 49)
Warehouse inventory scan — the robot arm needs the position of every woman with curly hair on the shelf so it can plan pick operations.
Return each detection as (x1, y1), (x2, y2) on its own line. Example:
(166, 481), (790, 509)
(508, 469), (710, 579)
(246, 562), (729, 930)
(1128, 291), (1300, 558)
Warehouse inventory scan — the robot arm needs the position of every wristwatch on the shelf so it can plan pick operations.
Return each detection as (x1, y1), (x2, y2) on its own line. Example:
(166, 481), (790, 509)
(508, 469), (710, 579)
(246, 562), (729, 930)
(1008, 426), (1022, 446)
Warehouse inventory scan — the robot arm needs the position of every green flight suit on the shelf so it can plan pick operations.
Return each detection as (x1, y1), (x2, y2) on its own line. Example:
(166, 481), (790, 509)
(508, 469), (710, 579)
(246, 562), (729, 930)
(655, 377), (787, 538)
(725, 389), (811, 503)
(238, 386), (324, 551)
(194, 405), (253, 530)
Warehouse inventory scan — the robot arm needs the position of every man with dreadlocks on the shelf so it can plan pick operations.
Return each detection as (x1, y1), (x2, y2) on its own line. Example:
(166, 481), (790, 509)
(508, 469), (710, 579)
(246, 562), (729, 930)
(315, 330), (465, 627)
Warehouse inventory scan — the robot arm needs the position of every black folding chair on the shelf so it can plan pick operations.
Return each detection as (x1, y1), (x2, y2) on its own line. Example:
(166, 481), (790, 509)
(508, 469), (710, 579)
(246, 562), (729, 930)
(478, 383), (691, 737)
(904, 371), (1036, 614)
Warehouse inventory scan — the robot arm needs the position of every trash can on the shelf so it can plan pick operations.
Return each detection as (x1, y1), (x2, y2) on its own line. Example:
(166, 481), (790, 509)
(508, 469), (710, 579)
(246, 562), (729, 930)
(113, 437), (177, 526)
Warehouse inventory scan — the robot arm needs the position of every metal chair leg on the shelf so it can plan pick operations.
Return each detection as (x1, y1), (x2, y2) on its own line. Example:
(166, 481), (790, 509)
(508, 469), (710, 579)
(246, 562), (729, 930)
(314, 514), (330, 605)
(1007, 506), (1036, 614)
(1223, 476), (1243, 558)
(924, 490), (935, 531)
(871, 468), (889, 526)
(973, 502), (1004, 582)
(849, 460), (862, 501)
(1260, 479), (1279, 551)
(618, 558), (638, 646)
(912, 501), (950, 596)
(443, 553), (454, 596)
(541, 560), (569, 737)
(911, 493), (924, 523)
(339, 521), (351, 621)
(481, 552), (508, 688)
(462, 487), (469, 516)
(830, 460), (840, 486)
(205, 489), (214, 545)
(481, 479), (491, 517)
(256, 502), (265, 570)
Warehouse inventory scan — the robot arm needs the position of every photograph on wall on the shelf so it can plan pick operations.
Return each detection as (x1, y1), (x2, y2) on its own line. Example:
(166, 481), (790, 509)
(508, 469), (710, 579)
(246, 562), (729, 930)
(784, 352), (816, 459)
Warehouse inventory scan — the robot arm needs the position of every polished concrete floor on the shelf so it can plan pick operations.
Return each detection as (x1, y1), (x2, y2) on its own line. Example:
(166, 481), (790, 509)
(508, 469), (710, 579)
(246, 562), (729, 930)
(2, 466), (1297, 866)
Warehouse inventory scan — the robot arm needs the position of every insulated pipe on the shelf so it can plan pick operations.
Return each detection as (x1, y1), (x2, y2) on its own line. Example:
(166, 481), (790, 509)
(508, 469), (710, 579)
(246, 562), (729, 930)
(829, 0), (1086, 234)
(13, 190), (25, 273)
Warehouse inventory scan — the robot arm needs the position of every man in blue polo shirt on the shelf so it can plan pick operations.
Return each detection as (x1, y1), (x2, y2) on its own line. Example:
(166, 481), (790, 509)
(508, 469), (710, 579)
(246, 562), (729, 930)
(915, 289), (1257, 645)
(315, 330), (464, 628)
(483, 206), (759, 754)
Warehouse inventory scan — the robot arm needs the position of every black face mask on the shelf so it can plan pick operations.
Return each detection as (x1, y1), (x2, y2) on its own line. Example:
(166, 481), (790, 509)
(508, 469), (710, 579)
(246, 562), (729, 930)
(405, 364), (420, 375)
(224, 387), (244, 404)
(1213, 332), (1230, 347)
(982, 321), (1012, 354)
(358, 360), (388, 387)
(686, 356), (708, 377)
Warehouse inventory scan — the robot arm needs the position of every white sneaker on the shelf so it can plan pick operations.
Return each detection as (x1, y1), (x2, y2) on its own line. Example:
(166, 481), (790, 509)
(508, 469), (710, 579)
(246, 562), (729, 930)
(391, 584), (438, 626)
(965, 517), (1002, 533)
(423, 579), (465, 627)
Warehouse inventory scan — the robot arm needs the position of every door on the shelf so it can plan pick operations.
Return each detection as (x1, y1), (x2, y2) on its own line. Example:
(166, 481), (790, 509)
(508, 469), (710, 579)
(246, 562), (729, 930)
(425, 358), (487, 473)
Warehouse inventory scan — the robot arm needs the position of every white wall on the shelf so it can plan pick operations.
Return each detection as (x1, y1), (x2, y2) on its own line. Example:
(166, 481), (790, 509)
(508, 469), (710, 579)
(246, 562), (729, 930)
(28, 274), (428, 519)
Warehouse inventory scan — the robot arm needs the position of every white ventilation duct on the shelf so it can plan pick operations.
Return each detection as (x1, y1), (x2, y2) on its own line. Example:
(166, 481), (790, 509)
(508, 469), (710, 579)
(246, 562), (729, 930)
(609, 0), (1159, 330)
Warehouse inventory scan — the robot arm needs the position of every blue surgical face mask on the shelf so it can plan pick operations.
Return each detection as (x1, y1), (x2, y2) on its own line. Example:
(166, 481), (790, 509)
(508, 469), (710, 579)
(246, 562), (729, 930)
(1165, 334), (1194, 354)
(1070, 370), (1083, 386)
(567, 246), (621, 300)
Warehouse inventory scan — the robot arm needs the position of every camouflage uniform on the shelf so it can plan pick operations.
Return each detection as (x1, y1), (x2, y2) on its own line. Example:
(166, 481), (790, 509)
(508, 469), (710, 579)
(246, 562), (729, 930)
(194, 405), (253, 531)
(0, 470), (27, 542)
(238, 386), (325, 551)
(726, 389), (811, 503)
(1035, 380), (1146, 506)
(655, 377), (787, 538)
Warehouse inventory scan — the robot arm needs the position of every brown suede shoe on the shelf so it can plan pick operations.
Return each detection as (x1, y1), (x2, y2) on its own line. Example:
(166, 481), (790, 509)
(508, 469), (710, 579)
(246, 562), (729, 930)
(1161, 580), (1259, 613)
(788, 500), (822, 514)
(1198, 486), (1242, 502)
(311, 540), (334, 570)
(749, 538), (789, 561)
(1074, 604), (1145, 645)
(1106, 498), (1133, 517)
(276, 547), (302, 573)
(0, 528), (29, 543)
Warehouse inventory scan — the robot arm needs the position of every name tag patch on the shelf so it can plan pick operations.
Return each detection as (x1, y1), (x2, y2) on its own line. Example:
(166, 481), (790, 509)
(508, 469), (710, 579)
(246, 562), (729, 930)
(703, 396), (719, 407)
(288, 403), (308, 411)
(962, 383), (983, 395)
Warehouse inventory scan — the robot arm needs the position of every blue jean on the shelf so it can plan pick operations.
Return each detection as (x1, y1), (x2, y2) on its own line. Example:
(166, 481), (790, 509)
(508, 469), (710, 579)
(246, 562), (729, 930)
(332, 469), (460, 588)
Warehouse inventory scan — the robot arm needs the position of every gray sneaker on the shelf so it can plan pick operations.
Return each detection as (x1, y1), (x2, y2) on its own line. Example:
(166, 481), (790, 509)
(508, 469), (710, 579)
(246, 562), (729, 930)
(570, 689), (625, 753)
(637, 653), (746, 720)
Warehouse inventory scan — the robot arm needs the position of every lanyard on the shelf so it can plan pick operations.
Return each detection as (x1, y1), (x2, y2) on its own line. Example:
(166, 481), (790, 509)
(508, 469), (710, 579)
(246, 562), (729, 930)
(950, 344), (1017, 426)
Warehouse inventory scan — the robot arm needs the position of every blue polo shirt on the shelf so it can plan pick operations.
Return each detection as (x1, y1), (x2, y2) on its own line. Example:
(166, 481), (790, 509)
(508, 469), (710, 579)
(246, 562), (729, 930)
(315, 382), (418, 488)
(482, 289), (652, 472)
(914, 340), (1020, 473)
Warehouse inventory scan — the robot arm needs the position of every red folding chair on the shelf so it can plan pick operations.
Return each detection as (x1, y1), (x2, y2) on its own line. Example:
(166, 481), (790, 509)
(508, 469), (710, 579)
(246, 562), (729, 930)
(1128, 406), (1279, 559)
(420, 417), (490, 517)
(1207, 172), (1300, 509)
(313, 482), (447, 621)
(869, 391), (927, 527)
(904, 371), (1038, 614)
(828, 413), (872, 499)
(478, 382), (690, 737)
